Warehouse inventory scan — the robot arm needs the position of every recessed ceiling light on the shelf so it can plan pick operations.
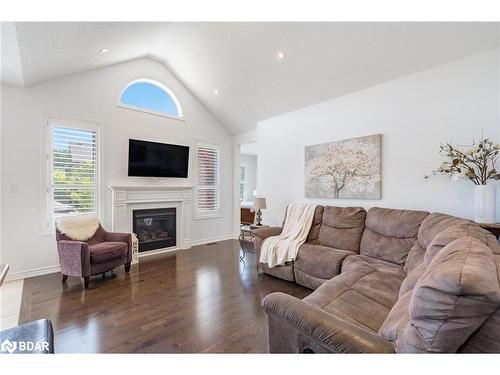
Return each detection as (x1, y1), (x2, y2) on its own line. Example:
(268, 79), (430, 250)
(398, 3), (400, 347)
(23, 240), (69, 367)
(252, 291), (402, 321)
(277, 51), (286, 60)
(99, 48), (109, 54)
(213, 88), (219, 94)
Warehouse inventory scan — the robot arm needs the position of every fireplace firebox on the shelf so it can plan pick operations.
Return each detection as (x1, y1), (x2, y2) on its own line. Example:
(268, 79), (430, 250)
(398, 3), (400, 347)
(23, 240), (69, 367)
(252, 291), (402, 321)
(133, 208), (176, 252)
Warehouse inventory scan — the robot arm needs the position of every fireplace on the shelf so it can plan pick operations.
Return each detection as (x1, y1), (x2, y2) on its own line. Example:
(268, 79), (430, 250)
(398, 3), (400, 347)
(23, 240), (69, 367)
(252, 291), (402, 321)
(133, 208), (177, 252)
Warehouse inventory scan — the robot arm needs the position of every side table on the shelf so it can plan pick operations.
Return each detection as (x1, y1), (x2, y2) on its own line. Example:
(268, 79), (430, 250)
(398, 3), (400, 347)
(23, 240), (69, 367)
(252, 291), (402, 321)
(239, 225), (269, 261)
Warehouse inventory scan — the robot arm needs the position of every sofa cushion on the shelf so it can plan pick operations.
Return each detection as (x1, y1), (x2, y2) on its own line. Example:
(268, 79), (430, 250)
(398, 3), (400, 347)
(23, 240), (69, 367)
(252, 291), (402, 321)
(318, 206), (366, 252)
(378, 290), (412, 343)
(305, 259), (405, 333)
(294, 269), (330, 291)
(424, 223), (493, 267)
(404, 243), (425, 273)
(89, 242), (127, 263)
(360, 207), (428, 265)
(306, 205), (325, 244)
(342, 254), (406, 279)
(381, 236), (500, 353)
(398, 262), (426, 297)
(294, 244), (354, 289)
(459, 253), (500, 353)
(364, 207), (429, 239)
(417, 212), (470, 249)
(459, 308), (500, 353)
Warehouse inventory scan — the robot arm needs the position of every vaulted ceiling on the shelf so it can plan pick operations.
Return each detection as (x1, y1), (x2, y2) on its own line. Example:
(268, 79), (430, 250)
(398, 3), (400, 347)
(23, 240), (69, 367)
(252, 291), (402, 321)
(2, 22), (499, 134)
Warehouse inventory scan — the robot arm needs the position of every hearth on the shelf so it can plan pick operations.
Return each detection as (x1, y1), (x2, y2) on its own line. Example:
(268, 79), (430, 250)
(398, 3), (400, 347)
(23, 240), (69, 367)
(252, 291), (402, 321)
(133, 208), (176, 252)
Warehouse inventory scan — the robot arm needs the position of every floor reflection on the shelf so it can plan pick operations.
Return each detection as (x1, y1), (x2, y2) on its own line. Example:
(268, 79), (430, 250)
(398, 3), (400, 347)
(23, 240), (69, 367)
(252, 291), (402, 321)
(20, 240), (311, 353)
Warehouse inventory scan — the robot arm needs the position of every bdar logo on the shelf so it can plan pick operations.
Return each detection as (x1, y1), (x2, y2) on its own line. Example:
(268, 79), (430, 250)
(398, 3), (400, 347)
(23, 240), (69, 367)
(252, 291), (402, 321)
(1, 339), (17, 353)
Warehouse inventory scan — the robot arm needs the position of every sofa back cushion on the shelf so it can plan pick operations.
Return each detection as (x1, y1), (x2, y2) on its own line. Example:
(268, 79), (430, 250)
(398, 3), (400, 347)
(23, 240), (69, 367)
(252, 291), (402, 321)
(379, 236), (500, 353)
(404, 243), (426, 273)
(360, 207), (429, 265)
(318, 206), (366, 252)
(401, 220), (493, 293)
(423, 222), (492, 267)
(306, 205), (325, 244)
(417, 212), (470, 249)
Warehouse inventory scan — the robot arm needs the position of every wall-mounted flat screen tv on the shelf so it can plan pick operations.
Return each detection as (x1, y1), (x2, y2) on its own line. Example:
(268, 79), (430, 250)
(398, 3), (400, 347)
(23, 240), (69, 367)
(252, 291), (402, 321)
(128, 139), (189, 178)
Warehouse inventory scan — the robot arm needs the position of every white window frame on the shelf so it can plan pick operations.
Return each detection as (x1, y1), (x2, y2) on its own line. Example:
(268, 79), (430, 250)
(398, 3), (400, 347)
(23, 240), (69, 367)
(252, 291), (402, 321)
(117, 78), (185, 121)
(44, 117), (101, 233)
(194, 141), (221, 219)
(240, 165), (246, 201)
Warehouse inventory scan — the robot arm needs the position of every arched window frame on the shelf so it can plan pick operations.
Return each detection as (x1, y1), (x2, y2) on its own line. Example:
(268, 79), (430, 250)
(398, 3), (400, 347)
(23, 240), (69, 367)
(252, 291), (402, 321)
(117, 78), (184, 120)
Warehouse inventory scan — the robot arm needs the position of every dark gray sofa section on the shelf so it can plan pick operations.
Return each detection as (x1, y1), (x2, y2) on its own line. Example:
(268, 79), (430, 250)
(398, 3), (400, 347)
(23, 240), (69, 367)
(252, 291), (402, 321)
(0, 319), (54, 354)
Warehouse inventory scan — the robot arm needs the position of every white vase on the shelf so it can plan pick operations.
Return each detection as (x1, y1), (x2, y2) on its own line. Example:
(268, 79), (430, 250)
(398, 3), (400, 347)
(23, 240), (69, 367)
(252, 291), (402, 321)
(474, 184), (496, 224)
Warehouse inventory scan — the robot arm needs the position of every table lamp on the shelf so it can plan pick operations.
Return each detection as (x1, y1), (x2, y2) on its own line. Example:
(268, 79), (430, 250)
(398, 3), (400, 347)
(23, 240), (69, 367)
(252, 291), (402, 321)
(254, 197), (267, 226)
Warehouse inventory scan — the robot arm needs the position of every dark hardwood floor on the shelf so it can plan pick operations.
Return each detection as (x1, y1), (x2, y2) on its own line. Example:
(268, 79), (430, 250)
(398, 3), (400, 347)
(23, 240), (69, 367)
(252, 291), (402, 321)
(19, 240), (311, 353)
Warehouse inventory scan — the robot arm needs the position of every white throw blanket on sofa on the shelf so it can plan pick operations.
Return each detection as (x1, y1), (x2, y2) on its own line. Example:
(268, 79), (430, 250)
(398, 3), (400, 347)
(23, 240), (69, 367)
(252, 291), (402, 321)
(259, 203), (316, 268)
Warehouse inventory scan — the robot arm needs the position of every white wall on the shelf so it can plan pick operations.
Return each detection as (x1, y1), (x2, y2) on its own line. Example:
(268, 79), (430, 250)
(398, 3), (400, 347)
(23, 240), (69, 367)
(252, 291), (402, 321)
(240, 154), (257, 202)
(1, 57), (233, 278)
(231, 130), (257, 237)
(258, 49), (500, 226)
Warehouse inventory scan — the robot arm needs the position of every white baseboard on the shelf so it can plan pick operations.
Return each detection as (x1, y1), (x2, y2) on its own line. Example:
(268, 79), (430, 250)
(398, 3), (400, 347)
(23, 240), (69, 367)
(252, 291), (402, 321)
(138, 246), (180, 258)
(6, 264), (61, 282)
(190, 234), (234, 247)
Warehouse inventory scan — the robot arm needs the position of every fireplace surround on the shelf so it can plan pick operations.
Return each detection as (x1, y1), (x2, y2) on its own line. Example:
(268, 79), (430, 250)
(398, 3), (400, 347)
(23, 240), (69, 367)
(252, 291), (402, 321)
(108, 185), (192, 257)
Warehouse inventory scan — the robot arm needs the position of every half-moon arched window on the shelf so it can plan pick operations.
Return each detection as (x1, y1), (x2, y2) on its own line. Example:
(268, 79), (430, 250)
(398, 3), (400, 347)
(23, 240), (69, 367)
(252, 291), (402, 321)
(119, 79), (183, 119)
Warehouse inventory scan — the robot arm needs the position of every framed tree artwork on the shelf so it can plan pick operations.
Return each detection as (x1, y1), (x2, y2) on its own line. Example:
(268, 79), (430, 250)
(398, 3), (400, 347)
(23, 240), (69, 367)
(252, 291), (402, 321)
(305, 134), (382, 199)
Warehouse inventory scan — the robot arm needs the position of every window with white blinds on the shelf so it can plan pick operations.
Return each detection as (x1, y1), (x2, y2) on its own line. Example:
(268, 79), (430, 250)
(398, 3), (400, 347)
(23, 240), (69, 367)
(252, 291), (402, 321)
(47, 120), (99, 223)
(196, 142), (220, 217)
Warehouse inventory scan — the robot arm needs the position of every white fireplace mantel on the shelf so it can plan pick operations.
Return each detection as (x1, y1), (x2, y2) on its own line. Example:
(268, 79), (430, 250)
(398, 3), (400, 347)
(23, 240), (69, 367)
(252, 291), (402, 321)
(107, 185), (193, 256)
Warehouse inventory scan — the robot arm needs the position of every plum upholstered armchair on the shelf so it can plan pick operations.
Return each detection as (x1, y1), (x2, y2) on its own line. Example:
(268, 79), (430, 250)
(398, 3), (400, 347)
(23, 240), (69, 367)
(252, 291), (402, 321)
(56, 222), (132, 289)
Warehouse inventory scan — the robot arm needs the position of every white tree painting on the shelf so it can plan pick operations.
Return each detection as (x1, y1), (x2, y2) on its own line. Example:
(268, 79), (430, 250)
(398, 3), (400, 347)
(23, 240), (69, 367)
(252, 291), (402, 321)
(305, 134), (381, 199)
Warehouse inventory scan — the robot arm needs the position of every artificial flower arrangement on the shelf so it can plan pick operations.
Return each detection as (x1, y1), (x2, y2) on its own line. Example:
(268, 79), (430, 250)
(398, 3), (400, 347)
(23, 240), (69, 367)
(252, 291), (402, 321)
(426, 138), (500, 185)
(426, 137), (500, 224)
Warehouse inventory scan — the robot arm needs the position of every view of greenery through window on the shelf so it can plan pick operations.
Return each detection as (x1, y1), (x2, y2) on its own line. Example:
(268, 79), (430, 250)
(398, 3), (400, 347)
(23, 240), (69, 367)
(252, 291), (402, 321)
(52, 127), (96, 215)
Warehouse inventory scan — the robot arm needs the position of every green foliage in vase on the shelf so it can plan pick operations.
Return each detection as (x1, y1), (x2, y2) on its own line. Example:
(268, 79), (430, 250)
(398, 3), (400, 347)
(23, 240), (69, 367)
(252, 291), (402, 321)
(426, 138), (500, 186)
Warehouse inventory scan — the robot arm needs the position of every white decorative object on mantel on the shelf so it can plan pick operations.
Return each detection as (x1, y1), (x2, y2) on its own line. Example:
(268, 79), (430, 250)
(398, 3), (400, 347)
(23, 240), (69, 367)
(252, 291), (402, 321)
(108, 185), (193, 258)
(475, 185), (496, 224)
(131, 233), (139, 264)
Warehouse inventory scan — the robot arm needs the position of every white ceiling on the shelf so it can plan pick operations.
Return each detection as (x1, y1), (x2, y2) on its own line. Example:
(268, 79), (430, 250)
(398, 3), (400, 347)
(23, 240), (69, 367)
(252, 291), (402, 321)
(2, 22), (499, 134)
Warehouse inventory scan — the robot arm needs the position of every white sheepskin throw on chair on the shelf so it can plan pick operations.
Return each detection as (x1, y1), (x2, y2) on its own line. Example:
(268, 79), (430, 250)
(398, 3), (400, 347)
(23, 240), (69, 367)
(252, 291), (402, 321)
(56, 214), (100, 241)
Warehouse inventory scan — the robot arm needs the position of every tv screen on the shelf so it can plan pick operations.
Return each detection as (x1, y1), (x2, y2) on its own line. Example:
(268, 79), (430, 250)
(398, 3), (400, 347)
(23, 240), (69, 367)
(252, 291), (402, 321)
(128, 139), (189, 178)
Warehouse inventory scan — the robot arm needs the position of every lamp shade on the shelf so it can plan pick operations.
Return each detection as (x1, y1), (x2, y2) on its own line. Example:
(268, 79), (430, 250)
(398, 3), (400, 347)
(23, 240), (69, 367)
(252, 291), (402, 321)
(254, 197), (267, 209)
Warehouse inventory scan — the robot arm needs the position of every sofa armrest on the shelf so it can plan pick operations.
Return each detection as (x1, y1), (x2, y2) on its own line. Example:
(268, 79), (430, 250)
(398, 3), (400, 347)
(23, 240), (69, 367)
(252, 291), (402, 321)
(104, 231), (132, 262)
(57, 240), (91, 277)
(253, 226), (282, 239)
(262, 292), (395, 353)
(254, 227), (282, 263)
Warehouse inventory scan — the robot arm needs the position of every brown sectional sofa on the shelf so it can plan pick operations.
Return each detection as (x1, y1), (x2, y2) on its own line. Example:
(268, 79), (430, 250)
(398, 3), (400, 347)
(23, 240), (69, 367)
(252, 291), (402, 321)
(255, 205), (500, 353)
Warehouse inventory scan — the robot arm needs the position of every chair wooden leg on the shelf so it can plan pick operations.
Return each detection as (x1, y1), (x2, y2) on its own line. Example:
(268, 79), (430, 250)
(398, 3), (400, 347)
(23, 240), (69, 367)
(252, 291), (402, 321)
(62, 274), (68, 282)
(83, 276), (90, 289)
(124, 262), (131, 273)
